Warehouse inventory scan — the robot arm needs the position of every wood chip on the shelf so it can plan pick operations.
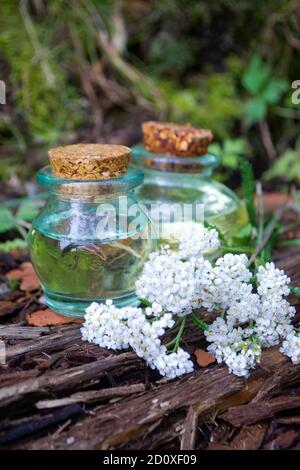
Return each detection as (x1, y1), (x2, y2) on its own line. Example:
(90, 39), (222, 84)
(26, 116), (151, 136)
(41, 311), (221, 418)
(0, 300), (17, 318)
(27, 309), (83, 327)
(6, 262), (40, 292)
(231, 422), (268, 450)
(194, 348), (216, 367)
(264, 430), (298, 450)
(222, 396), (300, 427)
(0, 325), (51, 339)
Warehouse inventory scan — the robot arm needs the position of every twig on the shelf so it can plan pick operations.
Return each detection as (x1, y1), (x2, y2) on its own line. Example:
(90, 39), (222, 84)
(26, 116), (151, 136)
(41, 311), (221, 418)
(0, 325), (51, 339)
(248, 203), (286, 266)
(180, 406), (199, 450)
(258, 119), (277, 162)
(256, 181), (264, 244)
(36, 383), (145, 409)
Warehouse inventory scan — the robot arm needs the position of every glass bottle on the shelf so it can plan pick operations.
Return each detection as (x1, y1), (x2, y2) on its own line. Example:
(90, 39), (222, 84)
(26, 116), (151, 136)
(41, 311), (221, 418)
(29, 165), (155, 318)
(131, 145), (248, 245)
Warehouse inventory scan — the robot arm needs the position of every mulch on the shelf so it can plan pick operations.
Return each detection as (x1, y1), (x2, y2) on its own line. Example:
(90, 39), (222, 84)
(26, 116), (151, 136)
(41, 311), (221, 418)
(0, 209), (299, 450)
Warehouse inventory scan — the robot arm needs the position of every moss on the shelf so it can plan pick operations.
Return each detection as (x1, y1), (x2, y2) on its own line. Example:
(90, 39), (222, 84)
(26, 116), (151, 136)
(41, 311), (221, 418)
(0, 1), (84, 146)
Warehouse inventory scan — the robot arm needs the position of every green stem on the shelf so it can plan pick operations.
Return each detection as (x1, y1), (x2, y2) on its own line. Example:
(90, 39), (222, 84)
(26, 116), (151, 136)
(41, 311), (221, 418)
(256, 182), (264, 244)
(138, 298), (152, 307)
(15, 219), (31, 230)
(190, 314), (209, 331)
(167, 317), (186, 352)
(247, 203), (286, 267)
(15, 224), (28, 242)
(221, 245), (253, 254)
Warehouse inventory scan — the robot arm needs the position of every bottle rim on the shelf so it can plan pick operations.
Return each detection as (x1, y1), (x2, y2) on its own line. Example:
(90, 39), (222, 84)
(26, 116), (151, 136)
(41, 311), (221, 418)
(131, 145), (220, 174)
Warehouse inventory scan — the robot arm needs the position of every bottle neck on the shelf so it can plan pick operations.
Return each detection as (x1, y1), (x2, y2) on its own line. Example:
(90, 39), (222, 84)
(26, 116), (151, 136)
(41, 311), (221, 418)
(37, 166), (144, 202)
(131, 145), (220, 177)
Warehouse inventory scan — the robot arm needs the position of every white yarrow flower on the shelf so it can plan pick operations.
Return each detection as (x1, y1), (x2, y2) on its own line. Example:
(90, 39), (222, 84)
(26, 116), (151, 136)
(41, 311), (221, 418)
(81, 227), (298, 380)
(178, 223), (220, 260)
(280, 331), (300, 364)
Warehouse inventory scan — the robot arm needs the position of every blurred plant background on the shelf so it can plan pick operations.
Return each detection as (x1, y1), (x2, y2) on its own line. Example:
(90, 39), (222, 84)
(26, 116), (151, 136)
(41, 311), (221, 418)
(0, 0), (300, 199)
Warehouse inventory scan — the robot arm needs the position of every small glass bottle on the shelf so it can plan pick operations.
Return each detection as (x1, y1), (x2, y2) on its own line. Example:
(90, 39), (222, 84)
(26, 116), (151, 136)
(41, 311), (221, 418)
(131, 145), (248, 244)
(29, 144), (155, 318)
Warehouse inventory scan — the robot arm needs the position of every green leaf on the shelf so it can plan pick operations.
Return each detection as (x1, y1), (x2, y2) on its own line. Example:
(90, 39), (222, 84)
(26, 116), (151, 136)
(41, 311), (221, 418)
(242, 56), (270, 95)
(223, 139), (247, 156)
(204, 221), (226, 243)
(239, 158), (256, 226)
(0, 238), (27, 252)
(0, 207), (15, 233)
(263, 149), (300, 182)
(262, 79), (288, 104)
(208, 143), (222, 157)
(244, 98), (267, 125)
(16, 200), (40, 222)
(232, 223), (253, 240)
(208, 139), (249, 170)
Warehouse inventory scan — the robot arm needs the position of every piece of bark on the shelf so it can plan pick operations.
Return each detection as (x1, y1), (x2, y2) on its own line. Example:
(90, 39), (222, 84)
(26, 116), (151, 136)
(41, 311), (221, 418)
(249, 370), (284, 403)
(0, 370), (40, 388)
(0, 325), (51, 339)
(207, 443), (233, 450)
(277, 416), (300, 425)
(0, 301), (21, 318)
(0, 404), (82, 445)
(35, 383), (146, 409)
(138, 416), (183, 450)
(222, 404), (273, 427)
(14, 348), (300, 450)
(0, 352), (138, 412)
(222, 396), (300, 427)
(231, 422), (268, 450)
(5, 325), (81, 360)
(27, 309), (83, 327)
(264, 430), (298, 450)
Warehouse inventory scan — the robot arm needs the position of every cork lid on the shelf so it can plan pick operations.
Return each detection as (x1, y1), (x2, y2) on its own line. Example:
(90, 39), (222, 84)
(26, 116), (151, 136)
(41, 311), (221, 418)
(48, 144), (131, 180)
(142, 121), (213, 157)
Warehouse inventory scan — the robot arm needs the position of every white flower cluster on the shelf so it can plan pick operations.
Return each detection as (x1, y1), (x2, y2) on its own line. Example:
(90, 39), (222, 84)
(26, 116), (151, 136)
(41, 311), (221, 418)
(81, 300), (194, 379)
(280, 331), (300, 364)
(254, 263), (295, 347)
(195, 254), (253, 312)
(82, 224), (299, 379)
(135, 246), (198, 315)
(205, 262), (297, 376)
(178, 224), (220, 259)
(205, 317), (261, 377)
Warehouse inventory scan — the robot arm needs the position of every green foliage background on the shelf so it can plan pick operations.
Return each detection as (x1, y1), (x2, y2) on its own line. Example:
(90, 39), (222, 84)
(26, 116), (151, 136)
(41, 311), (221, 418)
(0, 0), (300, 188)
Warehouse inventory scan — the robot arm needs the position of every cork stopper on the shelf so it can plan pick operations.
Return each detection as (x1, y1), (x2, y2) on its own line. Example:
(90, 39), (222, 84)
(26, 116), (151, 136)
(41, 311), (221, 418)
(142, 121), (213, 157)
(48, 144), (131, 180)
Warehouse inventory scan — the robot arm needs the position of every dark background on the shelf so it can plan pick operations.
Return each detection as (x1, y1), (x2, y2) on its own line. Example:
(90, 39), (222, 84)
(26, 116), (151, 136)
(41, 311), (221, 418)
(0, 0), (300, 197)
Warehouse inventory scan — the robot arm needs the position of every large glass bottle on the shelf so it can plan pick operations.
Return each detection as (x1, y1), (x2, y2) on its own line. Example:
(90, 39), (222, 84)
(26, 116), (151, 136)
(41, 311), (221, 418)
(131, 146), (248, 245)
